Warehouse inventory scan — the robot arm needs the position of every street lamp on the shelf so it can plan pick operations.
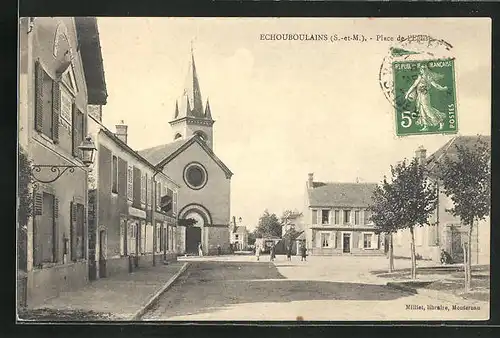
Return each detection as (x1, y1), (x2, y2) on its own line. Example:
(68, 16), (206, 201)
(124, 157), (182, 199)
(30, 136), (97, 186)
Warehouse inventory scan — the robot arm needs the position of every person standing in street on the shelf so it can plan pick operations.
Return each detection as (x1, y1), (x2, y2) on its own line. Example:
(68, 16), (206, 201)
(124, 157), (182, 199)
(286, 244), (293, 261)
(255, 244), (261, 261)
(270, 243), (276, 262)
(198, 242), (203, 257)
(300, 243), (307, 262)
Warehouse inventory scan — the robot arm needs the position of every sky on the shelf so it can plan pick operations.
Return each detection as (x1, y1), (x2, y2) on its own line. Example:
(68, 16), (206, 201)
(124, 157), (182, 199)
(96, 18), (491, 230)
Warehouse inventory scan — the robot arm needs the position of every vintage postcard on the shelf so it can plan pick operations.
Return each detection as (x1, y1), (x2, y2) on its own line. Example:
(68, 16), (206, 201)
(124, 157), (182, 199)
(17, 17), (491, 322)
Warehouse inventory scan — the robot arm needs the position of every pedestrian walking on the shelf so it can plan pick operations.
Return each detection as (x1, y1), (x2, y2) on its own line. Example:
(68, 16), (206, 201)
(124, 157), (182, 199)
(300, 243), (307, 262)
(198, 242), (203, 256)
(270, 243), (276, 262)
(286, 244), (292, 261)
(255, 244), (261, 261)
(217, 244), (221, 256)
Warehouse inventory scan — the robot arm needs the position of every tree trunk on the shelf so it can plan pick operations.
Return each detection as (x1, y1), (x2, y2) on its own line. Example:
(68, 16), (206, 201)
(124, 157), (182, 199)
(409, 227), (417, 280)
(389, 233), (394, 273)
(464, 223), (473, 292)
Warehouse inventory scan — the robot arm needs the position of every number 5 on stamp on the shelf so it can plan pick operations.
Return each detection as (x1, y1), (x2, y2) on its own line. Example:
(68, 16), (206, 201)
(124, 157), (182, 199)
(392, 58), (458, 136)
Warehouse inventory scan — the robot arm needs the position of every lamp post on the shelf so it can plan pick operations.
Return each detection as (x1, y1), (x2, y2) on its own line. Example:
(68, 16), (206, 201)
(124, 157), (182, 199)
(30, 136), (97, 186)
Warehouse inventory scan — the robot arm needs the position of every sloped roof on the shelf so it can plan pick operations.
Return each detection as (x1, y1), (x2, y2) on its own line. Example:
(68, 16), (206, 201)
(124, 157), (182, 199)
(235, 226), (247, 233)
(74, 17), (107, 105)
(98, 126), (179, 187)
(138, 136), (196, 166)
(138, 135), (233, 178)
(307, 182), (377, 207)
(426, 135), (491, 169)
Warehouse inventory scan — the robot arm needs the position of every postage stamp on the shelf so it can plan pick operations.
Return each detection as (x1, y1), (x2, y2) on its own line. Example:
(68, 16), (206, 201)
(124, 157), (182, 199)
(392, 58), (457, 136)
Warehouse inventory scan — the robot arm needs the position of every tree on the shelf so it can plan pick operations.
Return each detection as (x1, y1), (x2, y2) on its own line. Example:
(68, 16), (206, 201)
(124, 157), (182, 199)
(392, 158), (438, 279)
(437, 136), (490, 292)
(18, 147), (32, 272)
(254, 209), (282, 238)
(368, 176), (403, 273)
(247, 231), (257, 246)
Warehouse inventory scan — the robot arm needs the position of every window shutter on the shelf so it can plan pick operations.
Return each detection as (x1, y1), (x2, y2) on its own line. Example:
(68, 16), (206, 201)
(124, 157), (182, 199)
(372, 234), (379, 249)
(312, 210), (317, 225)
(72, 104), (78, 156)
(70, 202), (77, 261)
(52, 81), (60, 143)
(34, 192), (43, 215)
(34, 61), (44, 132)
(332, 233), (337, 249)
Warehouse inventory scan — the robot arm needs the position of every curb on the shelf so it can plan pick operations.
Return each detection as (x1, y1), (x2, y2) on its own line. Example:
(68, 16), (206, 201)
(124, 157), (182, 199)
(385, 282), (487, 306)
(131, 262), (190, 320)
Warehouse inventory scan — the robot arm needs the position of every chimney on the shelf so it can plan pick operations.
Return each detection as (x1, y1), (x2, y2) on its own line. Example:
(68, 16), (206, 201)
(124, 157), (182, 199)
(307, 173), (314, 188)
(115, 120), (128, 144)
(415, 146), (427, 166)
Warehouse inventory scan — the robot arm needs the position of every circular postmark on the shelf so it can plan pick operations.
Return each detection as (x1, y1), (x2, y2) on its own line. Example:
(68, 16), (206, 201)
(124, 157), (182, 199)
(379, 35), (455, 110)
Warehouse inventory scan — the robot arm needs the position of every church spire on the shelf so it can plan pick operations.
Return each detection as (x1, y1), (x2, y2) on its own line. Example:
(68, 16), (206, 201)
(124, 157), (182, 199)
(174, 45), (205, 119)
(205, 98), (212, 119)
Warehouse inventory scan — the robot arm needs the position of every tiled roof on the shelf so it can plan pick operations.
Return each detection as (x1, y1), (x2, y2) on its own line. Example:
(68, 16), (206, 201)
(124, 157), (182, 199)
(426, 135), (491, 170)
(308, 182), (377, 207)
(138, 136), (196, 166)
(138, 135), (233, 178)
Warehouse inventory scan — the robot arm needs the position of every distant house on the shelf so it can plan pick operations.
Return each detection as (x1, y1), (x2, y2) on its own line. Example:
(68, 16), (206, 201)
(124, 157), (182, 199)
(393, 136), (491, 265)
(304, 174), (385, 256)
(229, 216), (248, 251)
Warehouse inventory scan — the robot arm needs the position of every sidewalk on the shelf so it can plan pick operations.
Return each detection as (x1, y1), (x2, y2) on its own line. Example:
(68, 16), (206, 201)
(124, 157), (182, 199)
(20, 261), (188, 321)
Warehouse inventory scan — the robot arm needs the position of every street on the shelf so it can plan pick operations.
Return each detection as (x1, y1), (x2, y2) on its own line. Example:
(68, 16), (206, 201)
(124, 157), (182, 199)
(142, 255), (489, 321)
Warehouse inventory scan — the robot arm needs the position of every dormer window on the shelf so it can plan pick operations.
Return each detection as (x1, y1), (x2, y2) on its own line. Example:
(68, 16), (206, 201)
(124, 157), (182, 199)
(174, 133), (182, 140)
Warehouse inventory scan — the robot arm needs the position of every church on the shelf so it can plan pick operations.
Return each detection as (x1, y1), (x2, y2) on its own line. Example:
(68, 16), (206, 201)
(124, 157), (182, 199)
(139, 50), (233, 255)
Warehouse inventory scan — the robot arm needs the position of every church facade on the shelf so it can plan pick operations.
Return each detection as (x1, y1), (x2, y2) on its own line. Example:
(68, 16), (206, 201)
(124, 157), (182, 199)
(139, 51), (233, 255)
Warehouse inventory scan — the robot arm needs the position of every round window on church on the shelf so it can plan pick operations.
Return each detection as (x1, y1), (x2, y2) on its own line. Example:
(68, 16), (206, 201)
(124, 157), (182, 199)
(183, 162), (208, 190)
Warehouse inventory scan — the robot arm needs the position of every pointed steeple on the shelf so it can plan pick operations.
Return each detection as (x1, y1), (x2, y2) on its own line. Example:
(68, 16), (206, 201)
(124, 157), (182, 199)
(174, 100), (179, 119)
(175, 46), (204, 119)
(205, 98), (212, 119)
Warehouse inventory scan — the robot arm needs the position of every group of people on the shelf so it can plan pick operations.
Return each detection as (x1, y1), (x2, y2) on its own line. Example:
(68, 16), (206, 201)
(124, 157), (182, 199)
(254, 242), (308, 262)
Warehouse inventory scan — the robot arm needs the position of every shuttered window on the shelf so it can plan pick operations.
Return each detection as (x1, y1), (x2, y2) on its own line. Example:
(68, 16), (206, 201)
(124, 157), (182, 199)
(127, 165), (133, 201)
(112, 156), (118, 193)
(354, 210), (360, 225)
(140, 174), (146, 204)
(33, 192), (58, 266)
(156, 182), (161, 211)
(72, 104), (84, 158)
(146, 177), (152, 207)
(70, 202), (85, 261)
(35, 62), (60, 142)
(172, 190), (177, 216)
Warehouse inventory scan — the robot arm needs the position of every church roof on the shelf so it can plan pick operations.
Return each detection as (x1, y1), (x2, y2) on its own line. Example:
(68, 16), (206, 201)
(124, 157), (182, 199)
(307, 182), (377, 208)
(138, 135), (233, 178)
(173, 49), (213, 121)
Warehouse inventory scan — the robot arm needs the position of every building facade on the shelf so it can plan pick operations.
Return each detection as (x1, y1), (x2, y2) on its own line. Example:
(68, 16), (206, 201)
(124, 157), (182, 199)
(139, 50), (233, 256)
(18, 17), (108, 307)
(86, 116), (180, 279)
(304, 174), (385, 256)
(393, 137), (491, 265)
(230, 218), (249, 251)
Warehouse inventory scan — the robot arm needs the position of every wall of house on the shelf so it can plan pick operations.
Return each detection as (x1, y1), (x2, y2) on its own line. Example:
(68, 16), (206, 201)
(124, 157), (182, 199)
(22, 17), (93, 307)
(96, 132), (179, 276)
(309, 229), (384, 256)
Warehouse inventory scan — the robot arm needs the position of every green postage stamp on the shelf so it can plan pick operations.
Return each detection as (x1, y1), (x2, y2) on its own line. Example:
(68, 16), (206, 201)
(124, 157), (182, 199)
(392, 58), (458, 136)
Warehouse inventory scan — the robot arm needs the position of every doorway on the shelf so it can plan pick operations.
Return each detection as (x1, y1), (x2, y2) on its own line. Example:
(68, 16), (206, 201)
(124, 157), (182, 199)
(451, 228), (464, 263)
(186, 226), (202, 254)
(99, 230), (107, 278)
(342, 233), (351, 253)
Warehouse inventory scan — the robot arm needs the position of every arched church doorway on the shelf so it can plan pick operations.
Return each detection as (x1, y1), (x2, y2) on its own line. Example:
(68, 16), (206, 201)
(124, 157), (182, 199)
(184, 210), (205, 254)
